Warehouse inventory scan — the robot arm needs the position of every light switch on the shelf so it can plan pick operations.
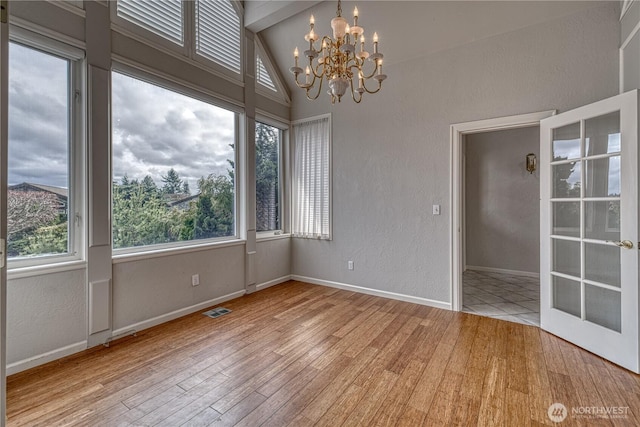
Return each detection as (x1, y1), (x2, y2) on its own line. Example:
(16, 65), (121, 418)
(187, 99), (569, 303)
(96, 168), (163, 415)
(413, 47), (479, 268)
(433, 204), (441, 215)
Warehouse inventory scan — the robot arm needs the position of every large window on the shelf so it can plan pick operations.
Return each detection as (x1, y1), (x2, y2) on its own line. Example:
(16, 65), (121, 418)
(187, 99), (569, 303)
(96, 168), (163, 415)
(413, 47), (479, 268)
(292, 116), (331, 239)
(7, 40), (83, 263)
(111, 70), (238, 251)
(256, 122), (282, 233)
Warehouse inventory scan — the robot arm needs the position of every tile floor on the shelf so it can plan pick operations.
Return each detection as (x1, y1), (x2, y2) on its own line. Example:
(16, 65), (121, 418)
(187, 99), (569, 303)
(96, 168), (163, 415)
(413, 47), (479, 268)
(462, 269), (540, 326)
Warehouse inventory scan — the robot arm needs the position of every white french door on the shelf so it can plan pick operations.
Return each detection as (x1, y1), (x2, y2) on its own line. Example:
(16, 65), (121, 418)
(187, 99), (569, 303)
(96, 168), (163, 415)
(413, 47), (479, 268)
(540, 90), (639, 373)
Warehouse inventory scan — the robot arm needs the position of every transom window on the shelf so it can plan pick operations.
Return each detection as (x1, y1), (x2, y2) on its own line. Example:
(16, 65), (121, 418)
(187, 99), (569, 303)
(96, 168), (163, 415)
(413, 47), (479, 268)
(113, 0), (243, 77)
(111, 70), (238, 251)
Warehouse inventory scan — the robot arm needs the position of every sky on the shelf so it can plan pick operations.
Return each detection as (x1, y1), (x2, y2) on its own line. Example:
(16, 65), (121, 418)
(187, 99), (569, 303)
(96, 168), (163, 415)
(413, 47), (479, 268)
(8, 42), (236, 194)
(8, 43), (69, 188)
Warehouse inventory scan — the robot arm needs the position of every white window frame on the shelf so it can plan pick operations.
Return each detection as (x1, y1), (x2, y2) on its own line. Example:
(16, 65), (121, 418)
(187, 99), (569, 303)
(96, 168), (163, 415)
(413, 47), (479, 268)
(7, 27), (86, 270)
(110, 0), (244, 84)
(110, 62), (243, 257)
(255, 115), (288, 239)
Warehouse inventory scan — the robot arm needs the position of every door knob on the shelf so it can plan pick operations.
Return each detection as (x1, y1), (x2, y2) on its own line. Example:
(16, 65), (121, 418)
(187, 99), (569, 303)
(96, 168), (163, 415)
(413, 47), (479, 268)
(607, 240), (634, 249)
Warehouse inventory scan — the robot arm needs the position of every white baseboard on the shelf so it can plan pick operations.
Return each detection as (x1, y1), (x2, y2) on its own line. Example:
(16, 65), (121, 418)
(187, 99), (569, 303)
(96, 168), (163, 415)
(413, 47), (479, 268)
(256, 275), (292, 291)
(112, 289), (246, 337)
(465, 265), (540, 278)
(7, 341), (88, 376)
(291, 275), (451, 310)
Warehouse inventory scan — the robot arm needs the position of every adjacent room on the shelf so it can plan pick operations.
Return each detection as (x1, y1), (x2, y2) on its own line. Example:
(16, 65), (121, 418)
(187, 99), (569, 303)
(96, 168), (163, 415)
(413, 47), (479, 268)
(1, 0), (639, 425)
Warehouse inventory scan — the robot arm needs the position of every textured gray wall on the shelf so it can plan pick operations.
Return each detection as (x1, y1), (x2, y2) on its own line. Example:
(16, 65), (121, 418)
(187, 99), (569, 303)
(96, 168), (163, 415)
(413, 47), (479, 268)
(289, 3), (620, 304)
(465, 127), (540, 274)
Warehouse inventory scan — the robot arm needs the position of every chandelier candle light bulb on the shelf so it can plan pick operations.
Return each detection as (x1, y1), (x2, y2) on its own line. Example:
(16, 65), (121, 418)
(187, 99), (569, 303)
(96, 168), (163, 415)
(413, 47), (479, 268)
(290, 0), (387, 103)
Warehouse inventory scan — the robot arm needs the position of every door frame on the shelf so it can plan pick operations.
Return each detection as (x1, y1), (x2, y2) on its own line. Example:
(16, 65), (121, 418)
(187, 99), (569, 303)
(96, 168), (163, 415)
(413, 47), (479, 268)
(450, 110), (556, 311)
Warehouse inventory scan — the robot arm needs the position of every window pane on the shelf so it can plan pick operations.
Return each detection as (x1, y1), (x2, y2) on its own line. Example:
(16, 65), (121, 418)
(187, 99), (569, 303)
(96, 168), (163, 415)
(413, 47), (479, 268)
(585, 111), (620, 156)
(552, 275), (581, 318)
(112, 72), (236, 250)
(552, 161), (581, 198)
(584, 156), (620, 198)
(552, 239), (580, 278)
(8, 43), (70, 258)
(552, 122), (580, 161)
(585, 284), (621, 332)
(256, 123), (281, 232)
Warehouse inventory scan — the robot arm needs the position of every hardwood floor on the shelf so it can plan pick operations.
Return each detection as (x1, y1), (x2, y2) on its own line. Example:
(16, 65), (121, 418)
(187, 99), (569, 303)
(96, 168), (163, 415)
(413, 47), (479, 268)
(6, 280), (640, 426)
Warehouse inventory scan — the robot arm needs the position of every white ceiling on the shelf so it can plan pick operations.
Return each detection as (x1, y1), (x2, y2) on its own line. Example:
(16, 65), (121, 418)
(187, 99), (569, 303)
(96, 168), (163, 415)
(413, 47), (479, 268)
(255, 1), (612, 93)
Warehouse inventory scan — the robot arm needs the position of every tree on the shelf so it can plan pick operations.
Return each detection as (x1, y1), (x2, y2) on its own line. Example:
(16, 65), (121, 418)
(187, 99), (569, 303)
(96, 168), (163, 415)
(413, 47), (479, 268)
(161, 168), (184, 195)
(141, 175), (159, 198)
(255, 123), (279, 231)
(22, 222), (67, 255)
(7, 190), (60, 235)
(7, 190), (63, 256)
(186, 174), (234, 239)
(112, 180), (185, 248)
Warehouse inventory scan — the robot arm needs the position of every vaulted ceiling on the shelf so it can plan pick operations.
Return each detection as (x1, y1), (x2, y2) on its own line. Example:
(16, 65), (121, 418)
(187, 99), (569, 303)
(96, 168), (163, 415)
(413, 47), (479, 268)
(247, 1), (613, 94)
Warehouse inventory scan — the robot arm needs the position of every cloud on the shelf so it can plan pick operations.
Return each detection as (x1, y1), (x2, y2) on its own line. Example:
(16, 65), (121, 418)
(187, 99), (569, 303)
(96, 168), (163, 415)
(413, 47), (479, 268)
(8, 44), (237, 195)
(112, 72), (236, 192)
(8, 43), (69, 187)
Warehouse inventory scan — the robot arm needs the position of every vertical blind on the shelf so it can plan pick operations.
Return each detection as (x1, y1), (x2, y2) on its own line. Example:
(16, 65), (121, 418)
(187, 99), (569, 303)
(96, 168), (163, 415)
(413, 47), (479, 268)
(196, 0), (242, 74)
(292, 117), (331, 239)
(117, 0), (183, 45)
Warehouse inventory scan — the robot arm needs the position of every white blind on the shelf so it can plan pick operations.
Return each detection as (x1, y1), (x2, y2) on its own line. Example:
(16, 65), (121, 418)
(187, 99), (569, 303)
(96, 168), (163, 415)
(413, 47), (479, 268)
(256, 55), (277, 92)
(196, 0), (241, 74)
(292, 117), (331, 240)
(117, 0), (183, 45)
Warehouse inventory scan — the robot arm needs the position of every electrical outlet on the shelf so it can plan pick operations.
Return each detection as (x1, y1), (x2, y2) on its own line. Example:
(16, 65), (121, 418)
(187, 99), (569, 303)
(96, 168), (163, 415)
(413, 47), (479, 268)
(348, 260), (354, 270)
(191, 274), (200, 286)
(432, 204), (441, 215)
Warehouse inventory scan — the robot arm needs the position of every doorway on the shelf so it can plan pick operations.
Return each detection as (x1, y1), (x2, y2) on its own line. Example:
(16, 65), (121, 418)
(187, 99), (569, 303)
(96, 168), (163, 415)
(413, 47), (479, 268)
(461, 126), (541, 325)
(450, 111), (555, 319)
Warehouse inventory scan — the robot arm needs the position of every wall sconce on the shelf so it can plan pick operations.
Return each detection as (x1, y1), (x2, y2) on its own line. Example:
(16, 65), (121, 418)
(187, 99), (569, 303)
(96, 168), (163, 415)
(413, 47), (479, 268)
(526, 153), (537, 174)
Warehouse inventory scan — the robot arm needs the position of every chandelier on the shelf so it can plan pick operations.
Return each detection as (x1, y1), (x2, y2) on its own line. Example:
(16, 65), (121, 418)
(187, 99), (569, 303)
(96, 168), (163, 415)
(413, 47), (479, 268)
(289, 0), (387, 104)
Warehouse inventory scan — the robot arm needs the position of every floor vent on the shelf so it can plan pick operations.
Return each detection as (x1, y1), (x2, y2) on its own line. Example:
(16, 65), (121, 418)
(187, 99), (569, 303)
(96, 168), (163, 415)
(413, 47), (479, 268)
(203, 307), (232, 319)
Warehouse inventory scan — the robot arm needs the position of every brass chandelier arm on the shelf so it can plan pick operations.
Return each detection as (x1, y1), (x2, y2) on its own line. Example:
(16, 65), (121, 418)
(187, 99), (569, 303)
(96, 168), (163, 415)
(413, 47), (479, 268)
(305, 74), (325, 100)
(348, 78), (363, 103)
(361, 77), (382, 95)
(361, 61), (380, 80)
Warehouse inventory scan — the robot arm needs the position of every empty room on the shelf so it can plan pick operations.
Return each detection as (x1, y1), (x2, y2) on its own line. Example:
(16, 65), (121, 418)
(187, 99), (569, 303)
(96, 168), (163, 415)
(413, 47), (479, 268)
(0, 0), (639, 426)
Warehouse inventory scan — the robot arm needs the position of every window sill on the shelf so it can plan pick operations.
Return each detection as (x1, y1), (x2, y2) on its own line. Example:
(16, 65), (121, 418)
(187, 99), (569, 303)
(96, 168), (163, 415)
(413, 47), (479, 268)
(8, 259), (87, 280)
(113, 238), (246, 264)
(256, 232), (291, 242)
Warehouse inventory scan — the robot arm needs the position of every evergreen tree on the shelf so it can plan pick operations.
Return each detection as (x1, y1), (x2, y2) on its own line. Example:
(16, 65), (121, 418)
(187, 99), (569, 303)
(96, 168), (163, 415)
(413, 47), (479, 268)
(161, 168), (183, 195)
(255, 123), (279, 231)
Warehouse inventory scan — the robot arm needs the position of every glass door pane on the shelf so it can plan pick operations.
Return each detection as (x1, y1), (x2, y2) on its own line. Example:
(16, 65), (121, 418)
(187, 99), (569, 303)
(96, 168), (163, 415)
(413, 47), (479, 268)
(549, 111), (623, 330)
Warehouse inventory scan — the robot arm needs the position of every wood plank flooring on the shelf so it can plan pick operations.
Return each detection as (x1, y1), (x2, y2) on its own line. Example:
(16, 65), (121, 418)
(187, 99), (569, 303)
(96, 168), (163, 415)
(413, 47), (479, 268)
(6, 280), (640, 426)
